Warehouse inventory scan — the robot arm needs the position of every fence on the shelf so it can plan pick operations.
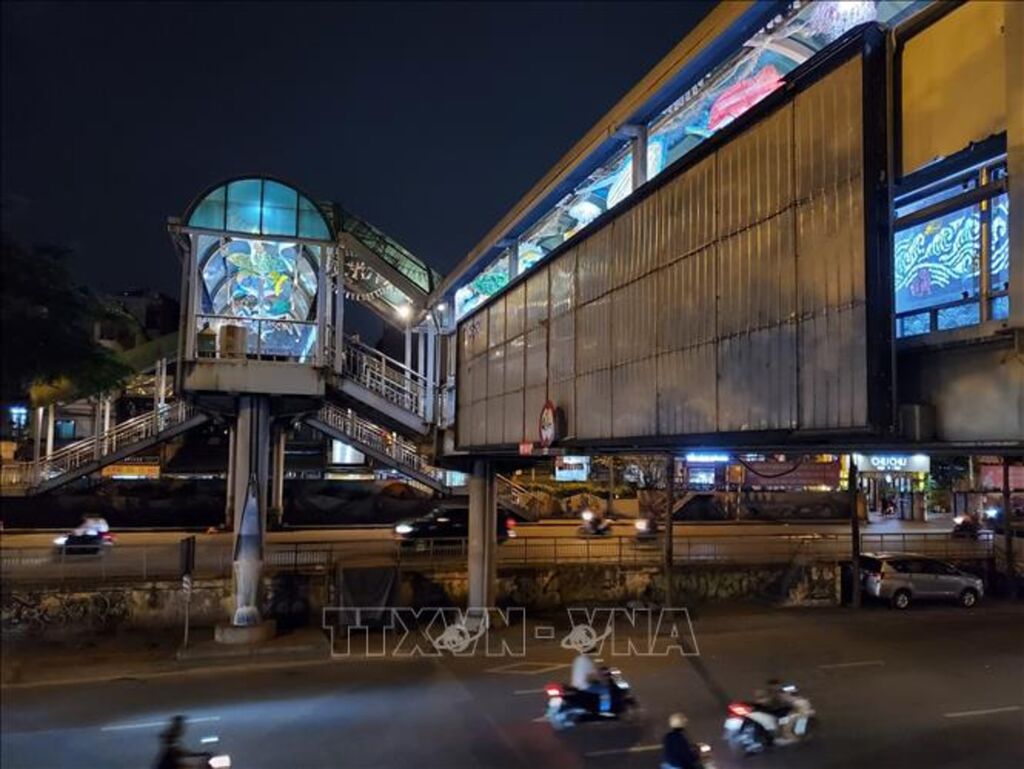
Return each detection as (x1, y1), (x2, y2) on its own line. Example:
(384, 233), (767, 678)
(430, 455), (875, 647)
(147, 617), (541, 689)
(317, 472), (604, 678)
(0, 532), (996, 586)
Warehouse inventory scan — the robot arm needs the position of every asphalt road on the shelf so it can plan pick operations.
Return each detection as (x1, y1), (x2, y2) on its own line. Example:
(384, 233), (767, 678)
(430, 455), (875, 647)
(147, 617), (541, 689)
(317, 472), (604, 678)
(3, 604), (1022, 769)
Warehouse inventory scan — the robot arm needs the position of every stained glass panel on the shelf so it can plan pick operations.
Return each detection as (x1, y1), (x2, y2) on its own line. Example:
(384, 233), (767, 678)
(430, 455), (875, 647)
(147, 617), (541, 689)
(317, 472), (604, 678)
(894, 204), (980, 314)
(990, 192), (1009, 293)
(896, 312), (930, 338)
(936, 302), (980, 331)
(991, 295), (1009, 321)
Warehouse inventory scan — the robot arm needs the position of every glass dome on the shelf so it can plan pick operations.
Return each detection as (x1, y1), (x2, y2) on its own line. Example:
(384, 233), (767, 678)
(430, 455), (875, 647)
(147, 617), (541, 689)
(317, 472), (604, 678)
(185, 177), (334, 241)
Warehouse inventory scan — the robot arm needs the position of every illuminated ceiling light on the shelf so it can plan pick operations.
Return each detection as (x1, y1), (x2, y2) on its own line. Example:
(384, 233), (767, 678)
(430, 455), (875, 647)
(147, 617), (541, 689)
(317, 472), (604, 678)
(436, 302), (447, 313)
(396, 304), (412, 321)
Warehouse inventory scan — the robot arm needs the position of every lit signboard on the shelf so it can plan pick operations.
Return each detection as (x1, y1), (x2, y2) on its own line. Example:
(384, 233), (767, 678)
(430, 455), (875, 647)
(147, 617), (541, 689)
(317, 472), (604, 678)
(555, 455), (590, 482)
(686, 452), (731, 464)
(852, 454), (930, 474)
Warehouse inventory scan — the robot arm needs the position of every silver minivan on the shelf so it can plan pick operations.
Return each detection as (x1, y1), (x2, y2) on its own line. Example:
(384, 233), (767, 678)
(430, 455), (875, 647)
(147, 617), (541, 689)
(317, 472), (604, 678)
(860, 553), (984, 609)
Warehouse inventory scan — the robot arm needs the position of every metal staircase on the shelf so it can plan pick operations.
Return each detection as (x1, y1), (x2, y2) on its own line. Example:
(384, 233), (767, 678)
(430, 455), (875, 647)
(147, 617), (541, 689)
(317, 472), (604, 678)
(330, 336), (433, 436)
(305, 402), (448, 493)
(0, 401), (208, 496)
(495, 474), (545, 522)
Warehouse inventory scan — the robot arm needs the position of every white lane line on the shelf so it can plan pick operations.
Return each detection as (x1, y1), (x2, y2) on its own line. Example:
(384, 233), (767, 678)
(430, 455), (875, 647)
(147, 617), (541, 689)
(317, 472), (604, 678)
(514, 688), (545, 695)
(101, 716), (220, 732)
(584, 744), (661, 758)
(818, 660), (885, 670)
(531, 716), (549, 723)
(944, 705), (1022, 719)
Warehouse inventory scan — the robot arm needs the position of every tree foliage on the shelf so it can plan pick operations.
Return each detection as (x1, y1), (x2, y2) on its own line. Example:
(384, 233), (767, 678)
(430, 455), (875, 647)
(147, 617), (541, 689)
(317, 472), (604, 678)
(1, 234), (133, 404)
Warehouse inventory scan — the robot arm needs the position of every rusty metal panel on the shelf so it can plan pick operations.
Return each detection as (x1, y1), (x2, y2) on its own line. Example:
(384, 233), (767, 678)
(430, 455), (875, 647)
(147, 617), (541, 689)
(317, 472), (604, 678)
(575, 369), (611, 439)
(657, 246), (717, 354)
(549, 251), (576, 317)
(799, 304), (867, 430)
(463, 312), (487, 359)
(577, 227), (612, 303)
(504, 335), (525, 393)
(487, 344), (505, 398)
(461, 355), (476, 405)
(718, 104), (793, 238)
(503, 391), (524, 444)
(457, 404), (470, 448)
(471, 399), (488, 446)
(486, 395), (505, 445)
(657, 346), (717, 435)
(610, 210), (635, 289)
(548, 312), (575, 383)
(524, 384), (547, 443)
(717, 210), (796, 338)
(717, 325), (798, 432)
(526, 267), (549, 330)
(797, 178), (865, 314)
(575, 295), (611, 374)
(549, 379), (575, 439)
(795, 56), (863, 197)
(488, 296), (506, 348)
(525, 326), (547, 388)
(505, 282), (526, 340)
(612, 357), (657, 437)
(612, 274), (657, 365)
(664, 155), (717, 263)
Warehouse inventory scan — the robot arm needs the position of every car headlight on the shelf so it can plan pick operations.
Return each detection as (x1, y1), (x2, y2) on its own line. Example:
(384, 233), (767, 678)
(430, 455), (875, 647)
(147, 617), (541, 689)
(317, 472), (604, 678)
(53, 536), (68, 546)
(634, 519), (649, 531)
(394, 523), (413, 535)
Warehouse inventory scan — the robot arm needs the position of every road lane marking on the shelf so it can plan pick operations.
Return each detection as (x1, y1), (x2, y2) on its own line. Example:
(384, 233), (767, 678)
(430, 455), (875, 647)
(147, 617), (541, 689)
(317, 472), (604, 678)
(818, 660), (885, 670)
(485, 662), (569, 675)
(944, 705), (1021, 719)
(514, 688), (545, 695)
(584, 744), (660, 758)
(101, 716), (220, 732)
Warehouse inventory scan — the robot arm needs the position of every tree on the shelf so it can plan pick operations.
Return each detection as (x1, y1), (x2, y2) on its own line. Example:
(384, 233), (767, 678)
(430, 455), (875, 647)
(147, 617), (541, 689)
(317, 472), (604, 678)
(1, 234), (133, 404)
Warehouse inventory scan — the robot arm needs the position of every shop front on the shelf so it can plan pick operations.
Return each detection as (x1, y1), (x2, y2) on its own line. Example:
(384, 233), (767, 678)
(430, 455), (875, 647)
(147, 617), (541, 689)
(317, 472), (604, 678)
(851, 453), (931, 521)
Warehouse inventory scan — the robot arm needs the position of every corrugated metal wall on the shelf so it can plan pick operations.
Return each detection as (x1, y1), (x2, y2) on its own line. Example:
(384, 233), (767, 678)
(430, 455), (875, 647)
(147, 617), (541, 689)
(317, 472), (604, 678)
(456, 54), (873, 449)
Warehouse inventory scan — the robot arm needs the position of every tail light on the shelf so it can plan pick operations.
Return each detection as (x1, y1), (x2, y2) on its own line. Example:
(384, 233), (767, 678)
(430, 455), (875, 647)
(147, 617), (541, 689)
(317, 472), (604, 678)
(545, 683), (562, 697)
(506, 518), (516, 528)
(728, 702), (752, 717)
(102, 532), (115, 542)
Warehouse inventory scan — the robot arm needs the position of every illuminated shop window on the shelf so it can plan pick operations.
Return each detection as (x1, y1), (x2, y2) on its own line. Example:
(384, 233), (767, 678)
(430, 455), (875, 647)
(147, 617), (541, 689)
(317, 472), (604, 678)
(894, 205), (981, 316)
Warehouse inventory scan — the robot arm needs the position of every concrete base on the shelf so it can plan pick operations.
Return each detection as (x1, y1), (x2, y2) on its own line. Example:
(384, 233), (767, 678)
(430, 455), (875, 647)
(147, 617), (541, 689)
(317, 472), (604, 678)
(214, 619), (276, 645)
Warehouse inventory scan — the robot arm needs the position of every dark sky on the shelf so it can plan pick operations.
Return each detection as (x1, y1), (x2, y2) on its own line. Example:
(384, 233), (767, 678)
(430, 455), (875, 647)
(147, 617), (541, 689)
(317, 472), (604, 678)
(2, 1), (714, 304)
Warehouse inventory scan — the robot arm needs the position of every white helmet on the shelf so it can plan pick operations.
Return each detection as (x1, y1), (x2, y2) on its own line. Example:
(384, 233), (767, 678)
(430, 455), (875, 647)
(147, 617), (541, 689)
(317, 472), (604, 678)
(669, 712), (688, 730)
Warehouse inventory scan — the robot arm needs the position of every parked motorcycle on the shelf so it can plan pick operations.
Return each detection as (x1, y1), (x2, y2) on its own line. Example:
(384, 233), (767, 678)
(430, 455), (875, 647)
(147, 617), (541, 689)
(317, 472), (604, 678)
(723, 684), (816, 754)
(544, 667), (637, 729)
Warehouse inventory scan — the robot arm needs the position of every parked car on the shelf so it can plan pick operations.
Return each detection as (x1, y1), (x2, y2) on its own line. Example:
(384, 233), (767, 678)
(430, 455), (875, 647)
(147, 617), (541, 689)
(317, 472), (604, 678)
(394, 502), (514, 548)
(860, 553), (983, 609)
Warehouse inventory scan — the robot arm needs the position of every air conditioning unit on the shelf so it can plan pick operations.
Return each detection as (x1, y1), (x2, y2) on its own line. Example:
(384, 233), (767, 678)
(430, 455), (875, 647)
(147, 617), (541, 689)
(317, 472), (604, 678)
(898, 403), (935, 442)
(219, 324), (247, 358)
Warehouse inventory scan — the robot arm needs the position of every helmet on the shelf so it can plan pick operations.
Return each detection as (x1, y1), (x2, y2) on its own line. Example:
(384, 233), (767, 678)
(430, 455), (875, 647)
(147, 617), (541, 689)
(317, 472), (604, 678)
(160, 715), (186, 743)
(669, 712), (688, 730)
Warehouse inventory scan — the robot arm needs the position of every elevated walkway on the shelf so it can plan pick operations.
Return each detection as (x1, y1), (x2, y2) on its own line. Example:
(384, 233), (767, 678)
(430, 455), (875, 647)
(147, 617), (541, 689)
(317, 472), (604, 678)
(0, 401), (208, 496)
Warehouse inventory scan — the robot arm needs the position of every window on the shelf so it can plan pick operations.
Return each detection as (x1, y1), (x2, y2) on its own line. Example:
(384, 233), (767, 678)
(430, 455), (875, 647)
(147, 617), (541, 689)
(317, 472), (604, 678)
(55, 419), (76, 441)
(894, 158), (1009, 338)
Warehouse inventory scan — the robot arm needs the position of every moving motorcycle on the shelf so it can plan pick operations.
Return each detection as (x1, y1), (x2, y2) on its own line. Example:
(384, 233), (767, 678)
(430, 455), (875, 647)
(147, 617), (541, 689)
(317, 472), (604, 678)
(544, 668), (637, 730)
(578, 510), (612, 538)
(723, 684), (816, 754)
(952, 515), (982, 539)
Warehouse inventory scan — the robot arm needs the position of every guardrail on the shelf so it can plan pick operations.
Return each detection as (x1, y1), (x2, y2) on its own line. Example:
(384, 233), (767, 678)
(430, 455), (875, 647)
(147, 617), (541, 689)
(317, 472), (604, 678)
(341, 337), (428, 420)
(0, 532), (996, 586)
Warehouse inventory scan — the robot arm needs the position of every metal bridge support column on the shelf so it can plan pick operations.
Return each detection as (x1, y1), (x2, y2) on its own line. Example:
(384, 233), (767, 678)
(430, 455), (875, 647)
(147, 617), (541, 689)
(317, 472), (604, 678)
(45, 403), (55, 459)
(224, 423), (237, 528)
(270, 426), (286, 526)
(33, 406), (43, 464)
(468, 460), (497, 619)
(227, 395), (272, 628)
(93, 399), (103, 461)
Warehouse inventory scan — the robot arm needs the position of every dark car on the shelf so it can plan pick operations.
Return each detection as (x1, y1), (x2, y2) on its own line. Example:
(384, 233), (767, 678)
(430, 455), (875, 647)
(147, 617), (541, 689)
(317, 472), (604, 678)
(394, 502), (514, 547)
(52, 531), (109, 556)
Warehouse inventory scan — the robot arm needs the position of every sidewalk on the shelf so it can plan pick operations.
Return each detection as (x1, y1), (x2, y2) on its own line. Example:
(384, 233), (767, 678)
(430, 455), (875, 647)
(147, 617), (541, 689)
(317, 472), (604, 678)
(1, 626), (330, 688)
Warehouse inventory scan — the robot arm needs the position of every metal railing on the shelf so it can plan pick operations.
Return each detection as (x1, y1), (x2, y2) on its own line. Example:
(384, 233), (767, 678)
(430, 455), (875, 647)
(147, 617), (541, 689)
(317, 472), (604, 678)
(194, 314), (319, 364)
(0, 532), (997, 586)
(317, 403), (446, 486)
(496, 475), (547, 521)
(341, 337), (429, 420)
(0, 401), (196, 491)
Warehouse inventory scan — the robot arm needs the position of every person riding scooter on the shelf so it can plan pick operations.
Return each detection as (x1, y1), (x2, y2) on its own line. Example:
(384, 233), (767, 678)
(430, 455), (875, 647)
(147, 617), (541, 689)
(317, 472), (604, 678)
(152, 715), (212, 769)
(662, 712), (701, 769)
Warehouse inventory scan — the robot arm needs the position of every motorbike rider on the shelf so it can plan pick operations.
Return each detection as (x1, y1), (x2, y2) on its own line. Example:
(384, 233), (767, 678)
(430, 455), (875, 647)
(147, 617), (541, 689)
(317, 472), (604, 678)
(152, 715), (210, 769)
(570, 650), (613, 713)
(661, 712), (700, 769)
(758, 679), (797, 739)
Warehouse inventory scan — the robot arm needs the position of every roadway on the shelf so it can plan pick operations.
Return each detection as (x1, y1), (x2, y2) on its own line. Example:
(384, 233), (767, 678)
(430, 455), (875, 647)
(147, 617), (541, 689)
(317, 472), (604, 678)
(2, 603), (1022, 768)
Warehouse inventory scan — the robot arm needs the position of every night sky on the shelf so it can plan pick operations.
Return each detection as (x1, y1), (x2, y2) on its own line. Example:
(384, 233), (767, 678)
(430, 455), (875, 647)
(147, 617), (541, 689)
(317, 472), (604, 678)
(2, 0), (713, 332)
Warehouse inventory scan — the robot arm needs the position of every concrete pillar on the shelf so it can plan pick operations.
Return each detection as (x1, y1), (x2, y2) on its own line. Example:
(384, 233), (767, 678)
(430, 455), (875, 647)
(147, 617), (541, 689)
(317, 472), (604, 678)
(33, 406), (43, 464)
(270, 427), (286, 525)
(425, 328), (436, 423)
(45, 404), (55, 458)
(468, 460), (497, 614)
(102, 398), (112, 454)
(93, 399), (103, 460)
(417, 330), (426, 379)
(224, 423), (237, 528)
(229, 395), (272, 627)
(631, 124), (648, 190)
(333, 255), (345, 374)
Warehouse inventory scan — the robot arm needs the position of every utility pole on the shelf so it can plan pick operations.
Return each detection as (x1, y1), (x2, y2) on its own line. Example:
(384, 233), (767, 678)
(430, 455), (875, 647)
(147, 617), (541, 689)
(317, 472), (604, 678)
(664, 454), (675, 607)
(850, 461), (861, 608)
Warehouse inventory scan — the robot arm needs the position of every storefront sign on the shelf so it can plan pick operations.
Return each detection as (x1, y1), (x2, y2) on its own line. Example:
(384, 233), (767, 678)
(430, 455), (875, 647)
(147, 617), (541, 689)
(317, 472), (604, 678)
(539, 400), (559, 447)
(518, 442), (534, 457)
(852, 454), (930, 474)
(555, 456), (590, 482)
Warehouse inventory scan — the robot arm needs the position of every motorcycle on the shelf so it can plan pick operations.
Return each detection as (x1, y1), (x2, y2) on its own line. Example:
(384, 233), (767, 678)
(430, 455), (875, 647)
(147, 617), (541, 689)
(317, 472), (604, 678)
(952, 515), (982, 540)
(723, 684), (816, 755)
(199, 735), (232, 768)
(544, 668), (637, 730)
(578, 510), (612, 538)
(633, 517), (660, 543)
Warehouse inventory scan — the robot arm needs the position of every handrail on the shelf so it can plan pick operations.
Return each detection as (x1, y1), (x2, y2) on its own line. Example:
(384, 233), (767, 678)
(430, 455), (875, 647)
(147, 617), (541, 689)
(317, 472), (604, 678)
(496, 475), (547, 519)
(317, 403), (445, 486)
(341, 336), (429, 419)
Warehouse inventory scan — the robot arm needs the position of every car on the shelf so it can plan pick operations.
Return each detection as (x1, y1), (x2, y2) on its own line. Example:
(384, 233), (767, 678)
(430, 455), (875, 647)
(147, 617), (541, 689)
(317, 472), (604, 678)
(394, 502), (514, 547)
(80, 516), (110, 534)
(860, 553), (984, 609)
(52, 531), (109, 556)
